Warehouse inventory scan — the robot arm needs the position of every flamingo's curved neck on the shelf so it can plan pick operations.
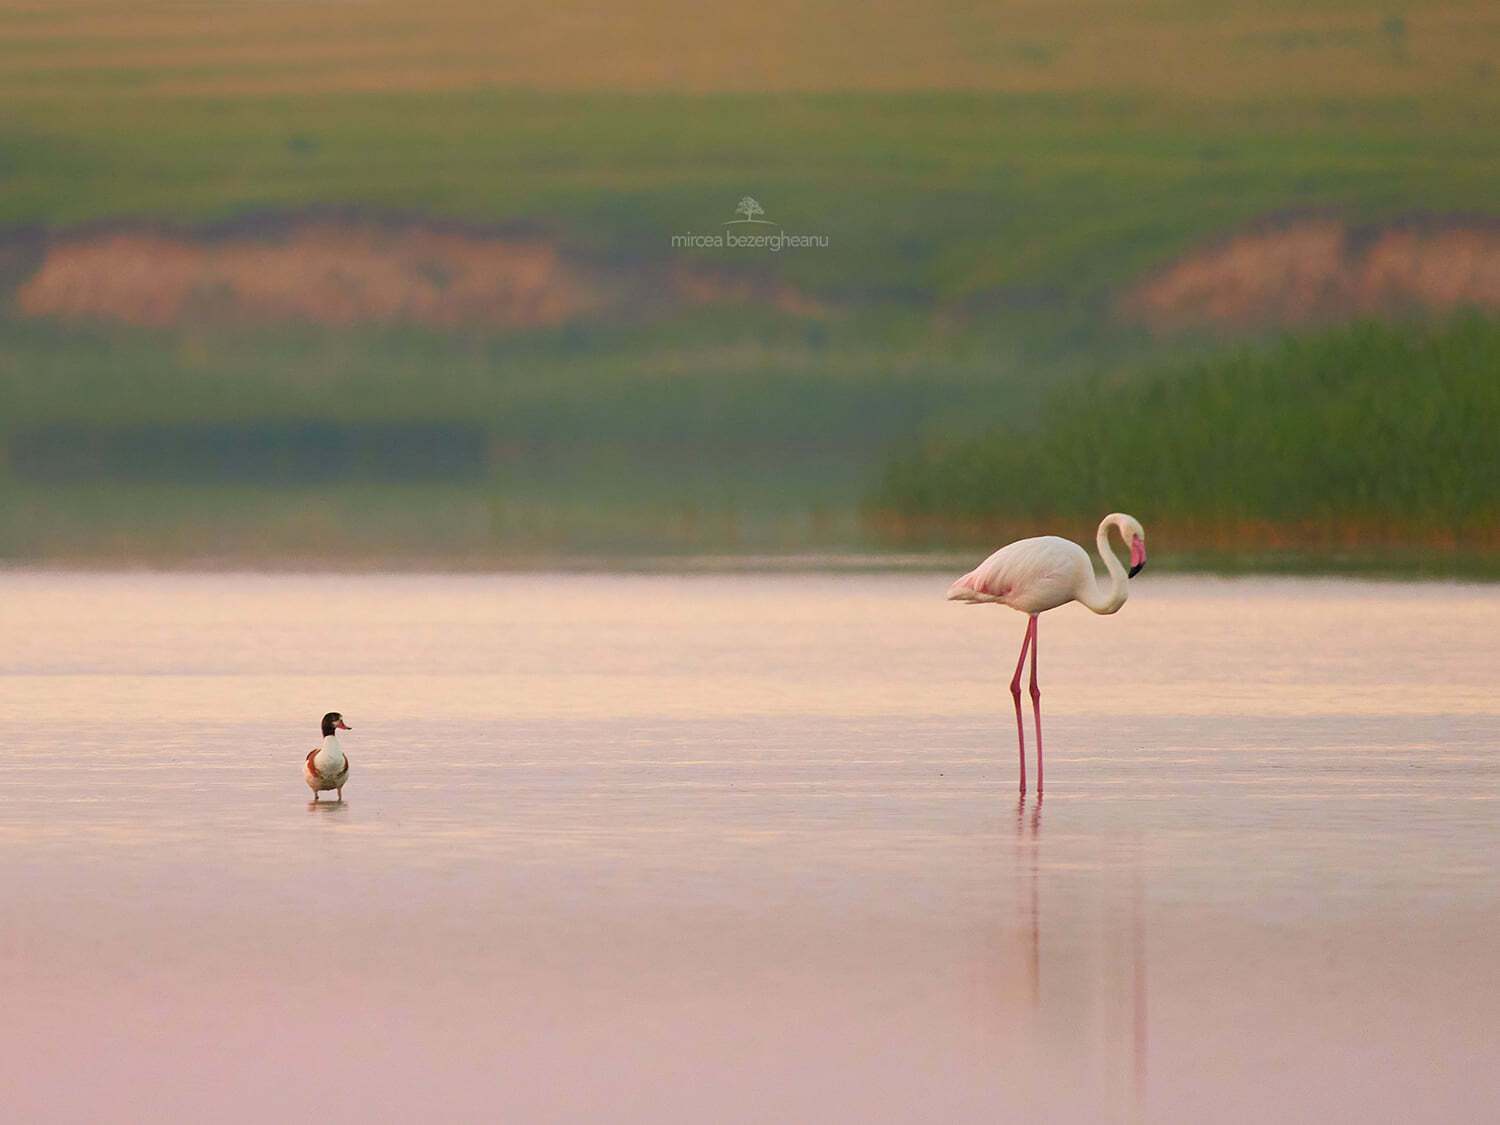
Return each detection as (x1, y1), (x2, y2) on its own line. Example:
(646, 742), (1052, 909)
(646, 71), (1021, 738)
(1079, 517), (1129, 615)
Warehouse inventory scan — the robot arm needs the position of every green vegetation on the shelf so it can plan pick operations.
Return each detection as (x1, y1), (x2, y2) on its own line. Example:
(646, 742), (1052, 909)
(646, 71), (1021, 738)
(876, 316), (1500, 550)
(0, 311), (1034, 558)
(2, 89), (1495, 303)
(0, 2), (1496, 562)
(1, 5), (1496, 309)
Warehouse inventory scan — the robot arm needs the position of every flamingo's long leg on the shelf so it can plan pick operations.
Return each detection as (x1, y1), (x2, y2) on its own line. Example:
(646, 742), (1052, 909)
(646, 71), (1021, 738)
(1010, 617), (1036, 794)
(1028, 614), (1043, 793)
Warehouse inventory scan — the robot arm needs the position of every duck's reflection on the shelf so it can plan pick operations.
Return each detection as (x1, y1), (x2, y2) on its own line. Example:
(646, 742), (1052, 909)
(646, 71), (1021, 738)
(1010, 795), (1147, 1116)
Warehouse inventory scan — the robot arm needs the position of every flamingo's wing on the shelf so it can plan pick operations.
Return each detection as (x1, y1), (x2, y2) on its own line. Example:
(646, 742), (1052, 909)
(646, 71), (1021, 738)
(947, 536), (1089, 612)
(947, 563), (1006, 603)
(948, 540), (1031, 603)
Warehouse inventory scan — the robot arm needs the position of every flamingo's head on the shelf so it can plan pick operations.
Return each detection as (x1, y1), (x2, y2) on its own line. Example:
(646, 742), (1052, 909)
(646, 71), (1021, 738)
(321, 712), (351, 737)
(1110, 513), (1146, 577)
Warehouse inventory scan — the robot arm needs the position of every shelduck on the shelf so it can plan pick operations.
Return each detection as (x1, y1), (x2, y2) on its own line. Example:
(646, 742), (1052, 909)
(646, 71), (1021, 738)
(304, 711), (351, 802)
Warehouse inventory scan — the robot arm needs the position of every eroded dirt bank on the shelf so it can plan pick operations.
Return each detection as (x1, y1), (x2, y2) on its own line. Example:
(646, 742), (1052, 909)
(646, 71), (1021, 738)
(1123, 216), (1500, 330)
(3, 213), (821, 331)
(4, 211), (1499, 333)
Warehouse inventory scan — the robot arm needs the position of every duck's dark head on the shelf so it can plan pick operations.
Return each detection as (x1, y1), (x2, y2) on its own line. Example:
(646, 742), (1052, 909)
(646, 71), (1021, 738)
(321, 712), (351, 737)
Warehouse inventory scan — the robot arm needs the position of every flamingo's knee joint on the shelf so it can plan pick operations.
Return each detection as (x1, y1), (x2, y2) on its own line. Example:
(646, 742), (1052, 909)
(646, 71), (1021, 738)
(1029, 685), (1041, 701)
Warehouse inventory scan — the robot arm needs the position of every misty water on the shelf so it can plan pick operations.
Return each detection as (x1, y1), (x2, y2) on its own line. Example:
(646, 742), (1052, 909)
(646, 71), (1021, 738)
(2, 571), (1497, 1123)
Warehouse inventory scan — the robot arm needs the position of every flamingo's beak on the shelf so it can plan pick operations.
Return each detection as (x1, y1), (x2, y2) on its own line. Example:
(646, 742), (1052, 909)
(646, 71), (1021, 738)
(1128, 537), (1146, 578)
(336, 719), (351, 730)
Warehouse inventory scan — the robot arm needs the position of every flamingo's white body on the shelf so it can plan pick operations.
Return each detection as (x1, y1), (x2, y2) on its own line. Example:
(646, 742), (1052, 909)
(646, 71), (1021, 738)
(948, 513), (1146, 793)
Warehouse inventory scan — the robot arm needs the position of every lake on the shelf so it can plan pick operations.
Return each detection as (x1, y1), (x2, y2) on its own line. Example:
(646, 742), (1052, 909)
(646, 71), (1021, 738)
(1, 571), (1497, 1123)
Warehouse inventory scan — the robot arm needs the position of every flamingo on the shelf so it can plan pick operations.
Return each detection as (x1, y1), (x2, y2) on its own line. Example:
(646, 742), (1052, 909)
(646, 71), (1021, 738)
(947, 513), (1146, 793)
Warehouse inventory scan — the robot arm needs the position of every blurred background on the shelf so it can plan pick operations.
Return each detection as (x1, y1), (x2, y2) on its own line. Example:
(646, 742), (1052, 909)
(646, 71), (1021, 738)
(0, 0), (1496, 569)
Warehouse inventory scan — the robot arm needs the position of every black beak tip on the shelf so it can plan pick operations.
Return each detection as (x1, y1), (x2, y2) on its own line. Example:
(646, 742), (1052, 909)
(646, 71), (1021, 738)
(1128, 562), (1145, 578)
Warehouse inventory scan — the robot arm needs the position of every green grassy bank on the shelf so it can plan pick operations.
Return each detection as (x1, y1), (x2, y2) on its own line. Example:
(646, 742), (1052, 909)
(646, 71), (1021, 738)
(1, 2), (1497, 564)
(874, 316), (1500, 559)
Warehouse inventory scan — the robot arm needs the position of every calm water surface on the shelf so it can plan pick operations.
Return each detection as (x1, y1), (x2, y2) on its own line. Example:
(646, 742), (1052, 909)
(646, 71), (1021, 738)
(1, 572), (1497, 1123)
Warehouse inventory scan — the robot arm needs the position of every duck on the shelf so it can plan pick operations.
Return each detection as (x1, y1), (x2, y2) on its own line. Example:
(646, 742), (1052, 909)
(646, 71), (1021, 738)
(304, 711), (351, 802)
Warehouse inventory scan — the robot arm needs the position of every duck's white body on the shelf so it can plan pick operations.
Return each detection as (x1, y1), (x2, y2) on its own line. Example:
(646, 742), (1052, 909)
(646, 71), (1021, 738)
(304, 734), (349, 799)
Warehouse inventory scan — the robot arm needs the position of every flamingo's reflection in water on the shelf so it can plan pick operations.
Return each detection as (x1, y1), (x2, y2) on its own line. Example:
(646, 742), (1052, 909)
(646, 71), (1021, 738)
(1015, 796), (1042, 1010)
(1011, 796), (1148, 1119)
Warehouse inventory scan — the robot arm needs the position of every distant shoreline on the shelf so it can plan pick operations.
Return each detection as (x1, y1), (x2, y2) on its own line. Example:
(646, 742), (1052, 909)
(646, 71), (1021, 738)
(2, 548), (1496, 581)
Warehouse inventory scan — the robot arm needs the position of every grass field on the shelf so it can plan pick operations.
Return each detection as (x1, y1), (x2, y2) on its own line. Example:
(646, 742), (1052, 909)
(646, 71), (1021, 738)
(3, 89), (1496, 302)
(3, 1), (1497, 296)
(0, 1), (1497, 561)
(3, 1), (1495, 99)
(875, 316), (1500, 558)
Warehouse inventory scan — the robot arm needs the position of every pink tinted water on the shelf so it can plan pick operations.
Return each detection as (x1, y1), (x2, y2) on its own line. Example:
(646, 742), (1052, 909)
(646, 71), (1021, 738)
(1, 572), (1497, 1123)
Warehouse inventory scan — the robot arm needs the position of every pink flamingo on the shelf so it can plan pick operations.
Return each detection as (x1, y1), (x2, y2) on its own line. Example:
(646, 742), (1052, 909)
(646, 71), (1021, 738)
(947, 513), (1146, 793)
